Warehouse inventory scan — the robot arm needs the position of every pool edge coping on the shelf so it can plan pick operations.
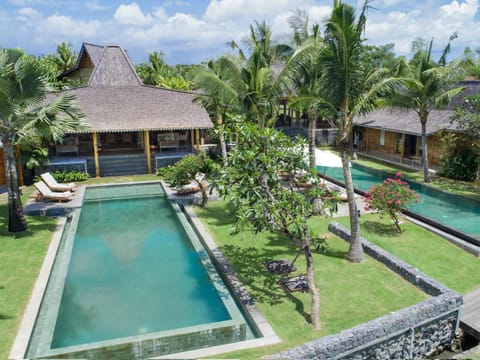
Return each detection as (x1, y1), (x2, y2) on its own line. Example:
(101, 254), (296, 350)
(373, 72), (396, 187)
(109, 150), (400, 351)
(174, 204), (281, 358)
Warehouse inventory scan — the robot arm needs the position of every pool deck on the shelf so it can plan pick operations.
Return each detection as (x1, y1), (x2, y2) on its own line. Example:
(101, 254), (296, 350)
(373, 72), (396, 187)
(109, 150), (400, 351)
(461, 287), (480, 340)
(24, 185), (85, 216)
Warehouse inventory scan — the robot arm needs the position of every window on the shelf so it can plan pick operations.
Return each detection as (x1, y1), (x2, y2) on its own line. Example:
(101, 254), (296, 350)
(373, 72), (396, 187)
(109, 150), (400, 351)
(379, 130), (385, 146)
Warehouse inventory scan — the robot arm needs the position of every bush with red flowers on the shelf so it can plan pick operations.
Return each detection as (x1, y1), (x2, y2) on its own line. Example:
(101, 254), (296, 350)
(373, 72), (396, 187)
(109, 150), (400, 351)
(363, 172), (419, 233)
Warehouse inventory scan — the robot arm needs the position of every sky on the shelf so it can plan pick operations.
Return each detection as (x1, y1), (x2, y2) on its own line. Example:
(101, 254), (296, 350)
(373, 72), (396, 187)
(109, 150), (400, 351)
(1, 0), (480, 65)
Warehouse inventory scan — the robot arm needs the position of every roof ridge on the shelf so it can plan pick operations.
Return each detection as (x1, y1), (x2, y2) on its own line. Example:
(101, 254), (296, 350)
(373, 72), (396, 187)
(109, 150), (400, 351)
(87, 44), (143, 87)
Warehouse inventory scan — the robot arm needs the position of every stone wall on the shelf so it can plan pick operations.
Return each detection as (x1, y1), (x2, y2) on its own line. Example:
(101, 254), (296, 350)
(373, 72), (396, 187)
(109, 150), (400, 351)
(268, 222), (463, 360)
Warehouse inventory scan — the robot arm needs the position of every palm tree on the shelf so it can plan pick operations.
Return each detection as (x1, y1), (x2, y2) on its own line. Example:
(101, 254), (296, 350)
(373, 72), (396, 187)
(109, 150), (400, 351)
(56, 42), (76, 73)
(229, 20), (293, 128)
(0, 48), (87, 232)
(391, 37), (464, 182)
(191, 58), (243, 167)
(286, 0), (398, 262)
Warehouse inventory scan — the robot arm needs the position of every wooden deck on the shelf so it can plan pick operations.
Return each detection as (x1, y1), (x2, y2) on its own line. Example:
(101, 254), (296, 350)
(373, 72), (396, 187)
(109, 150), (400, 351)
(461, 287), (480, 339)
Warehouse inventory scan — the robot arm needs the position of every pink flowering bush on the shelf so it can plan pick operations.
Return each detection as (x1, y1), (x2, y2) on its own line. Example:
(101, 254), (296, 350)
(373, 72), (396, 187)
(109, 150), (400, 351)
(363, 172), (419, 233)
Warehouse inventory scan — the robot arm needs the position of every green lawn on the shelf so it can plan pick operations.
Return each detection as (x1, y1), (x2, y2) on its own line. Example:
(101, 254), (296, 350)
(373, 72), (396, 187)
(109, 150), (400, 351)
(335, 213), (480, 295)
(1, 173), (477, 360)
(196, 201), (429, 359)
(0, 188), (56, 360)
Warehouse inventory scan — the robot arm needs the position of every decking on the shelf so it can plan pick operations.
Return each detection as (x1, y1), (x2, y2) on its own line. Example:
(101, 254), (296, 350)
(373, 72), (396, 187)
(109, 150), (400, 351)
(460, 287), (480, 339)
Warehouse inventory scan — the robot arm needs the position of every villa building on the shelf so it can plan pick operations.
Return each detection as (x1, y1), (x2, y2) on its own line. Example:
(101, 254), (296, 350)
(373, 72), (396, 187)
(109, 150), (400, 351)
(47, 42), (213, 178)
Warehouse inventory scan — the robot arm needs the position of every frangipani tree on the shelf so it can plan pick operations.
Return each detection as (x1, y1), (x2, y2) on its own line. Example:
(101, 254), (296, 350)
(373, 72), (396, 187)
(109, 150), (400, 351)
(0, 48), (87, 232)
(213, 123), (323, 329)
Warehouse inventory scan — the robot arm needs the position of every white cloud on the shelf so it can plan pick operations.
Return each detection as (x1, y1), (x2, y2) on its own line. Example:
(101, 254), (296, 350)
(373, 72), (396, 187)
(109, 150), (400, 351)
(85, 1), (110, 12)
(16, 6), (41, 21)
(114, 3), (154, 26)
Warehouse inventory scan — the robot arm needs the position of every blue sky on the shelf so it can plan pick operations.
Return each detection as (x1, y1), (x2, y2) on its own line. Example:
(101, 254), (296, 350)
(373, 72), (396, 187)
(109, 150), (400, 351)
(1, 0), (480, 65)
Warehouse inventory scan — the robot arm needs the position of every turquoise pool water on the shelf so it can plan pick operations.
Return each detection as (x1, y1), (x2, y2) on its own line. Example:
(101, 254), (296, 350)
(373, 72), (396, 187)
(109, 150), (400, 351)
(52, 195), (230, 347)
(27, 182), (254, 359)
(319, 163), (480, 240)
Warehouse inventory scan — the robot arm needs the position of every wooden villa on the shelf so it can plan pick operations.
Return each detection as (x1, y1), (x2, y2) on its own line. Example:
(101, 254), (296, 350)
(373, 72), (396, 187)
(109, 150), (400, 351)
(353, 81), (480, 169)
(48, 43), (213, 177)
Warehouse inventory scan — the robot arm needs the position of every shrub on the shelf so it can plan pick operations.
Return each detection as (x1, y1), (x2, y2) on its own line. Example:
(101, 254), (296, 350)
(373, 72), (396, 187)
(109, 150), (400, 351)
(442, 149), (477, 182)
(50, 170), (89, 182)
(363, 172), (419, 233)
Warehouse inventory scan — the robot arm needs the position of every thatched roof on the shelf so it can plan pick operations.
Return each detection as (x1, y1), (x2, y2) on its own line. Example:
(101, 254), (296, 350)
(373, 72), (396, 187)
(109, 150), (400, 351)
(354, 108), (459, 136)
(68, 85), (212, 133)
(56, 43), (212, 133)
(354, 81), (480, 136)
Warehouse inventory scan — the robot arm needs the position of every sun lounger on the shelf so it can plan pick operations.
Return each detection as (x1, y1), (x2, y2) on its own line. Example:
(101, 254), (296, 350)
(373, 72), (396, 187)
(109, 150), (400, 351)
(34, 181), (74, 202)
(40, 172), (76, 192)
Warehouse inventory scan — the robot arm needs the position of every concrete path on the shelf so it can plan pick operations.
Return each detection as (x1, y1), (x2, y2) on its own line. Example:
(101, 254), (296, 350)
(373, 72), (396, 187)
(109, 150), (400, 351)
(461, 287), (480, 340)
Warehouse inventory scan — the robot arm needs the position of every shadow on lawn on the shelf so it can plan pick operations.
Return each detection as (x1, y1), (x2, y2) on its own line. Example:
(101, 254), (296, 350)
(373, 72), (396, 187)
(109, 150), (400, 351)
(222, 244), (298, 306)
(361, 220), (399, 237)
(0, 204), (55, 239)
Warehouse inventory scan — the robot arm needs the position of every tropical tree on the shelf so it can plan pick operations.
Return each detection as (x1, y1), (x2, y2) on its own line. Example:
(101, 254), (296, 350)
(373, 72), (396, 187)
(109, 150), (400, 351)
(451, 47), (480, 81)
(0, 48), (87, 232)
(191, 58), (243, 167)
(136, 51), (191, 90)
(452, 92), (480, 180)
(55, 42), (77, 73)
(213, 123), (323, 329)
(391, 36), (464, 182)
(286, 9), (323, 170)
(228, 20), (293, 128)
(285, 0), (398, 262)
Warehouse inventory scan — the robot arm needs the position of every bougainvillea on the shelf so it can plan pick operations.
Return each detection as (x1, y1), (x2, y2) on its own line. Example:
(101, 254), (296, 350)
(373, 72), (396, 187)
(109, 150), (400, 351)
(363, 172), (420, 233)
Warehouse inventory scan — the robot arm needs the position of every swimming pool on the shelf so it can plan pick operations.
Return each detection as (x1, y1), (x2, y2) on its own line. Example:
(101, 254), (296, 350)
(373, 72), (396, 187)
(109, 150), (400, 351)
(25, 182), (257, 359)
(319, 163), (480, 244)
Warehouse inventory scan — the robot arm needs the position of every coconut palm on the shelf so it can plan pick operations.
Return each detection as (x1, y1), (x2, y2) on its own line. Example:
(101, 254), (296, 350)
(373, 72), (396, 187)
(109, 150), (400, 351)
(285, 0), (398, 262)
(391, 37), (464, 182)
(229, 20), (293, 128)
(55, 42), (77, 73)
(191, 58), (243, 167)
(0, 48), (87, 232)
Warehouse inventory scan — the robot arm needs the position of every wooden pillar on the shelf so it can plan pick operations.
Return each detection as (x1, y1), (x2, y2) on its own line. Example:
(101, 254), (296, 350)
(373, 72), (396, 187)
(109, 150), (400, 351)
(190, 130), (195, 149)
(400, 133), (406, 163)
(92, 132), (100, 178)
(145, 131), (152, 174)
(195, 129), (200, 153)
(15, 145), (23, 186)
(365, 129), (369, 153)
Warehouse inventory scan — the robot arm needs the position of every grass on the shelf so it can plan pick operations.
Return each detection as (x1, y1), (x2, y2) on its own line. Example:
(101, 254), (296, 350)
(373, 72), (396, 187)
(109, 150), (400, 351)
(0, 187), (56, 360)
(196, 201), (429, 359)
(335, 213), (480, 295)
(1, 172), (477, 359)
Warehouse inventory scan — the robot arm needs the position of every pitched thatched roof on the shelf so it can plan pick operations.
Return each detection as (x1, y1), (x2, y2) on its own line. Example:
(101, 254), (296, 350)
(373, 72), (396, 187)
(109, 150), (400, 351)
(88, 44), (142, 87)
(69, 85), (212, 133)
(354, 81), (480, 136)
(56, 43), (212, 133)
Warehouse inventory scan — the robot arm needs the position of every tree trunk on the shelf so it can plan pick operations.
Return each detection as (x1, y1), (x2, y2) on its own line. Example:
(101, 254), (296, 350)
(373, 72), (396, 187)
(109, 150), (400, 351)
(217, 114), (228, 169)
(4, 137), (28, 232)
(309, 116), (322, 215)
(308, 116), (316, 171)
(340, 148), (363, 262)
(303, 231), (320, 330)
(420, 120), (431, 183)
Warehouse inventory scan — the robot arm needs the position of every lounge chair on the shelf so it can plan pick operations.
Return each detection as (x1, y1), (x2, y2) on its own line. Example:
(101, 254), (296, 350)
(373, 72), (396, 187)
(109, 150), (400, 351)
(41, 172), (76, 192)
(34, 181), (74, 202)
